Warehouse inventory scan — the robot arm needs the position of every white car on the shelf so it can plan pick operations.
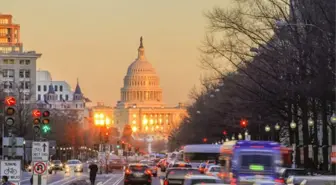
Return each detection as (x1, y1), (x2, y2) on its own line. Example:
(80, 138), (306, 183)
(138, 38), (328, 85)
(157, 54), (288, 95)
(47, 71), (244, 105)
(64, 160), (83, 173)
(183, 175), (222, 185)
(205, 165), (221, 177)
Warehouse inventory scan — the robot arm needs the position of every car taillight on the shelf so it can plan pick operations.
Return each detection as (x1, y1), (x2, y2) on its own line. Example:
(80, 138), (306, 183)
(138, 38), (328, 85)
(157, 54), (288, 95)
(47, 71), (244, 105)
(125, 169), (132, 174)
(275, 178), (284, 183)
(145, 169), (152, 175)
(164, 180), (169, 185)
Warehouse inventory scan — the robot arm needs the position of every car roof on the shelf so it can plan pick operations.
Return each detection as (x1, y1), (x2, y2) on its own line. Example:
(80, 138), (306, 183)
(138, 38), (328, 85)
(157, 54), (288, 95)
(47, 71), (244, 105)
(68, 159), (80, 162)
(208, 165), (220, 168)
(129, 163), (148, 166)
(185, 175), (220, 180)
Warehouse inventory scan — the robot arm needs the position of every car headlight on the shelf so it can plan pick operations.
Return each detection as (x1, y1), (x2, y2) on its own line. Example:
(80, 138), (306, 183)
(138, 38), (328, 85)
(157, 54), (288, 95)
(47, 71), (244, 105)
(76, 165), (82, 168)
(60, 164), (63, 167)
(51, 164), (55, 167)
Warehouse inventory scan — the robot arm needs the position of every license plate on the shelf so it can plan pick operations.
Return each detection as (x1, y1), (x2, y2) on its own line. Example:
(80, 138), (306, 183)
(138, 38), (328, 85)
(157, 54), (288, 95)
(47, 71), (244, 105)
(134, 173), (143, 177)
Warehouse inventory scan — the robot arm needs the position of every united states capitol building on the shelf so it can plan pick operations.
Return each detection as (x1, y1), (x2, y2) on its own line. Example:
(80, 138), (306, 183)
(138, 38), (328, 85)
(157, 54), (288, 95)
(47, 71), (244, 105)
(113, 37), (187, 140)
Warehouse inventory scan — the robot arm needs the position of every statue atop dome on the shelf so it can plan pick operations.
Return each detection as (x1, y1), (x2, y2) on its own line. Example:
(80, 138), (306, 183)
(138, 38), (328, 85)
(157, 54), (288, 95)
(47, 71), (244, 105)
(139, 36), (143, 48)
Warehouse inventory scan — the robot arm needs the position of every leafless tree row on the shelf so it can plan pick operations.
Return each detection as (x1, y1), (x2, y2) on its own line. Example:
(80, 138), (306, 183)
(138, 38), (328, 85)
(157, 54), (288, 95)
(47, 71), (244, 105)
(169, 0), (335, 170)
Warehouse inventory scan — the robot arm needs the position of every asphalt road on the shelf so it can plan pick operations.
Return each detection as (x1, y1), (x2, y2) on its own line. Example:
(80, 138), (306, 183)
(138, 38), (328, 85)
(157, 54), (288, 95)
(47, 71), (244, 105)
(19, 165), (166, 185)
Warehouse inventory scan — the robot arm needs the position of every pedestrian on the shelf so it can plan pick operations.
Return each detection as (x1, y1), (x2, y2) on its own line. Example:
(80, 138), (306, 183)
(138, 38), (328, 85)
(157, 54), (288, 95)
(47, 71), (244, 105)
(88, 162), (98, 185)
(1, 176), (12, 185)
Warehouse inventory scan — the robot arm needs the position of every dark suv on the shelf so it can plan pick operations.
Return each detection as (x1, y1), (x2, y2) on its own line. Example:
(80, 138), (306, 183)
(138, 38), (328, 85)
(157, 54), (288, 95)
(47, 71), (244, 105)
(124, 164), (152, 185)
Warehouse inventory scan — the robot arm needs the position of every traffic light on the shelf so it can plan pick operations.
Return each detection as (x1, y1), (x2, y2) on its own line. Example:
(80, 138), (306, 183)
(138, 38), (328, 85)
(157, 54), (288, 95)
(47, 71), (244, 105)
(41, 111), (50, 133)
(135, 147), (139, 153)
(116, 141), (120, 149)
(104, 132), (109, 142)
(32, 109), (41, 133)
(121, 141), (125, 150)
(203, 138), (207, 143)
(223, 130), (227, 136)
(4, 96), (16, 127)
(240, 119), (248, 128)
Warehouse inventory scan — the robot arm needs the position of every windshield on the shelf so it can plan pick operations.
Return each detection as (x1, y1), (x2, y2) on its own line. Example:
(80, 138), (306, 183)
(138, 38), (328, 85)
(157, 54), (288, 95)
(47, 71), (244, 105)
(209, 167), (221, 172)
(239, 154), (273, 170)
(184, 153), (219, 162)
(130, 166), (148, 172)
(167, 169), (201, 178)
(52, 160), (61, 164)
(67, 160), (80, 164)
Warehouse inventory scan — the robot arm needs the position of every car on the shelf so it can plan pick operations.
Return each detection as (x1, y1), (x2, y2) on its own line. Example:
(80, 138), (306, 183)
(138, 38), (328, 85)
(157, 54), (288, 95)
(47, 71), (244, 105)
(47, 162), (53, 174)
(124, 163), (152, 185)
(163, 168), (202, 185)
(109, 159), (127, 170)
(64, 160), (83, 173)
(182, 175), (222, 185)
(139, 160), (158, 177)
(204, 165), (221, 177)
(277, 168), (310, 182)
(50, 160), (63, 171)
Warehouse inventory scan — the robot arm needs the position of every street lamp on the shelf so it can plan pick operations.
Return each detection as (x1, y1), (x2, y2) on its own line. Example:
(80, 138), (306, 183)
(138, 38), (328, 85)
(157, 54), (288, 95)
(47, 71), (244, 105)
(308, 118), (314, 127)
(265, 125), (271, 132)
(196, 111), (201, 114)
(231, 135), (235, 140)
(238, 133), (242, 140)
(330, 113), (336, 124)
(290, 120), (297, 129)
(210, 94), (215, 98)
(215, 88), (220, 92)
(274, 123), (280, 131)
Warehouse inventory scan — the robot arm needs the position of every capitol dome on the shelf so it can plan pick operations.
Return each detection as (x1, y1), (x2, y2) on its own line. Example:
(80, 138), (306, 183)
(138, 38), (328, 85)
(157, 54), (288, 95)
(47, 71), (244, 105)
(118, 37), (164, 108)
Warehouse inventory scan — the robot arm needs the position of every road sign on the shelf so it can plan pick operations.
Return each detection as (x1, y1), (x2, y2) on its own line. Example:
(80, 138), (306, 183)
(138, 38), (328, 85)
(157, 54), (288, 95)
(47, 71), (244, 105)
(32, 142), (49, 161)
(0, 160), (21, 183)
(33, 161), (47, 175)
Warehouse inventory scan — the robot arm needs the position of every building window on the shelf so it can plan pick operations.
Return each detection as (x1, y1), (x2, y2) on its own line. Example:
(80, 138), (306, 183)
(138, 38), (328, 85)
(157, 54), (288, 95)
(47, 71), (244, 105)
(54, 85), (58, 91)
(43, 85), (47, 91)
(38, 85), (41, 91)
(60, 94), (63, 101)
(38, 94), (41, 100)
(25, 60), (30, 65)
(3, 69), (14, 78)
(25, 70), (30, 78)
(19, 69), (24, 78)
(4, 81), (13, 89)
(60, 85), (63, 92)
(20, 82), (24, 89)
(20, 60), (25, 65)
(25, 82), (30, 89)
(65, 94), (69, 100)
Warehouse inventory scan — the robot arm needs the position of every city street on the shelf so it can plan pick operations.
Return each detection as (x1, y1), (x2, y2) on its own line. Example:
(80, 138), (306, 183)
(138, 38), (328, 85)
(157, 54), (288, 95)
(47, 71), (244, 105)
(19, 166), (164, 185)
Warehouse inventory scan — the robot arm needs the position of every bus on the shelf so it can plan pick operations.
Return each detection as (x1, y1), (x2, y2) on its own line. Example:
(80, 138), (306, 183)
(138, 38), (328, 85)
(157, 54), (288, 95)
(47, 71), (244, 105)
(218, 140), (284, 184)
(183, 144), (221, 167)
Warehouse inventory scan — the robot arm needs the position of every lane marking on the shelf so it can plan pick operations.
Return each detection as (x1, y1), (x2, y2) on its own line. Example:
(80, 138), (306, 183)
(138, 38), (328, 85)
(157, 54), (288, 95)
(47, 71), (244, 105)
(19, 178), (31, 183)
(48, 176), (75, 185)
(103, 175), (123, 185)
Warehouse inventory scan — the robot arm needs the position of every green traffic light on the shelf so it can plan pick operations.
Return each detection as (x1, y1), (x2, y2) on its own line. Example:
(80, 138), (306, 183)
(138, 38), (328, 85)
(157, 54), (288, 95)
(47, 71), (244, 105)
(116, 145), (120, 149)
(42, 125), (51, 133)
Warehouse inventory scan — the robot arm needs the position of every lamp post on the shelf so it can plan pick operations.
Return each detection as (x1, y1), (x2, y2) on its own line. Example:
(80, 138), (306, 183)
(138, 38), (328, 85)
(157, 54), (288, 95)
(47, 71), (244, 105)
(23, 140), (26, 169)
(274, 123), (280, 141)
(238, 133), (242, 140)
(290, 120), (297, 168)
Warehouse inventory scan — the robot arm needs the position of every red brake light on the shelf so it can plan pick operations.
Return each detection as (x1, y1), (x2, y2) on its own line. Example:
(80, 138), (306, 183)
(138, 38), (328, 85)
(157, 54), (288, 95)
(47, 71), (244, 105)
(169, 171), (175, 175)
(230, 178), (237, 185)
(125, 169), (132, 174)
(145, 169), (152, 175)
(164, 180), (169, 185)
(275, 178), (284, 183)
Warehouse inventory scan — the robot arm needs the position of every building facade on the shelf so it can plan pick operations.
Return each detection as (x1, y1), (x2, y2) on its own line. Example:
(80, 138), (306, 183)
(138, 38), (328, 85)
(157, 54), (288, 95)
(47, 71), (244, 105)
(114, 37), (187, 140)
(0, 14), (41, 102)
(36, 70), (86, 111)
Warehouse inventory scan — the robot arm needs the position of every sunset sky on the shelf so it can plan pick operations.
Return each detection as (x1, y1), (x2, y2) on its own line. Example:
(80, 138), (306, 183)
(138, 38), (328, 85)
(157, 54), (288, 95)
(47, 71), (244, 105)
(1, 0), (230, 106)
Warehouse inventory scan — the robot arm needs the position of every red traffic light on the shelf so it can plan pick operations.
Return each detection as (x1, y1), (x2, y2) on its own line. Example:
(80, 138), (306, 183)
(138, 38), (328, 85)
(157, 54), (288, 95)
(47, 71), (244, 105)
(203, 138), (208, 143)
(5, 96), (16, 106)
(42, 111), (50, 117)
(32, 109), (41, 117)
(240, 119), (248, 128)
(223, 130), (227, 135)
(105, 132), (109, 136)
